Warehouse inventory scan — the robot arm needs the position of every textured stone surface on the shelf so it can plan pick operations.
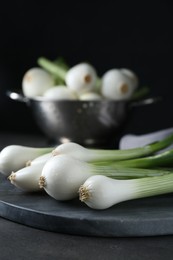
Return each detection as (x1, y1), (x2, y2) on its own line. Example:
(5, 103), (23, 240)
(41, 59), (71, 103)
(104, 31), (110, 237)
(1, 174), (173, 237)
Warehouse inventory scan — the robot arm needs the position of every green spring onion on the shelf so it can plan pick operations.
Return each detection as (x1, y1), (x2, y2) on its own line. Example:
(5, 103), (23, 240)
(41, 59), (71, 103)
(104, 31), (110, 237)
(53, 132), (173, 162)
(38, 154), (173, 201)
(113, 148), (173, 168)
(79, 173), (173, 209)
(37, 57), (67, 83)
(0, 145), (54, 177)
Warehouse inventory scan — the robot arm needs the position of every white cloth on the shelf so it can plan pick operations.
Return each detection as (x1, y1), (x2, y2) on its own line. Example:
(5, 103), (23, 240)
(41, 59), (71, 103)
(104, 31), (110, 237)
(119, 127), (173, 153)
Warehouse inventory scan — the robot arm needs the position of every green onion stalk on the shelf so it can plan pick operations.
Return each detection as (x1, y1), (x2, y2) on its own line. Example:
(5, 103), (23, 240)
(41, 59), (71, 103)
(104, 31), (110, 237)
(112, 148), (173, 169)
(37, 57), (67, 83)
(52, 132), (173, 163)
(79, 173), (173, 209)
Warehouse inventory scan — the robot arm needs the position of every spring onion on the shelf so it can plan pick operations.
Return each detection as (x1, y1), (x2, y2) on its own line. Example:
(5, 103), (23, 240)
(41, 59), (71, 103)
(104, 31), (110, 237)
(0, 145), (54, 176)
(43, 86), (77, 100)
(101, 69), (135, 100)
(113, 148), (173, 168)
(37, 57), (67, 83)
(38, 57), (99, 96)
(38, 154), (172, 201)
(27, 152), (53, 166)
(22, 67), (55, 98)
(65, 62), (98, 95)
(52, 132), (173, 162)
(130, 86), (150, 101)
(8, 162), (46, 192)
(8, 152), (53, 192)
(79, 92), (102, 101)
(120, 68), (139, 90)
(79, 174), (173, 210)
(53, 56), (70, 71)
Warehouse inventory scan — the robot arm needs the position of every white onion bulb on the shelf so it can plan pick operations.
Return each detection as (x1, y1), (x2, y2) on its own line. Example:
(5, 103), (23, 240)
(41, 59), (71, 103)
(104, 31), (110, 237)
(43, 86), (77, 100)
(101, 69), (135, 100)
(0, 145), (53, 176)
(65, 63), (98, 95)
(79, 92), (102, 101)
(22, 67), (55, 98)
(120, 68), (139, 90)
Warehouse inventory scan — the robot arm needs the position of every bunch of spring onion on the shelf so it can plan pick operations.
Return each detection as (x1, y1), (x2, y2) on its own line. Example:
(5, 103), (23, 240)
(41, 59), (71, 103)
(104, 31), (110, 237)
(21, 54), (151, 105)
(38, 154), (173, 201)
(3, 136), (170, 192)
(2, 131), (173, 178)
(78, 143), (173, 209)
(2, 132), (173, 210)
(37, 56), (150, 101)
(38, 132), (173, 200)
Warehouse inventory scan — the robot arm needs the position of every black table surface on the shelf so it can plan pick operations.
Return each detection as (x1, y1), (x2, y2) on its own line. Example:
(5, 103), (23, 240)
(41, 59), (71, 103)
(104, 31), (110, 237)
(1, 132), (173, 260)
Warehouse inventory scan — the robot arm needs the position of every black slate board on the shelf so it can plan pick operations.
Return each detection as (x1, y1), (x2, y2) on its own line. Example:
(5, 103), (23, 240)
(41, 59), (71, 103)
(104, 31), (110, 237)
(1, 174), (173, 237)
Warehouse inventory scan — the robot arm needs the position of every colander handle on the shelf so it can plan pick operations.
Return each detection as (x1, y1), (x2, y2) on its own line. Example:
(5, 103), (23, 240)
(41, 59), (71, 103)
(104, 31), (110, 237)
(6, 91), (28, 103)
(129, 96), (162, 108)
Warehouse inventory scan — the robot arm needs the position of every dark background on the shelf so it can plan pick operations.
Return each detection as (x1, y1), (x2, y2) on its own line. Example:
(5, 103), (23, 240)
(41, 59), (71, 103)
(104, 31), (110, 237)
(0, 0), (173, 138)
